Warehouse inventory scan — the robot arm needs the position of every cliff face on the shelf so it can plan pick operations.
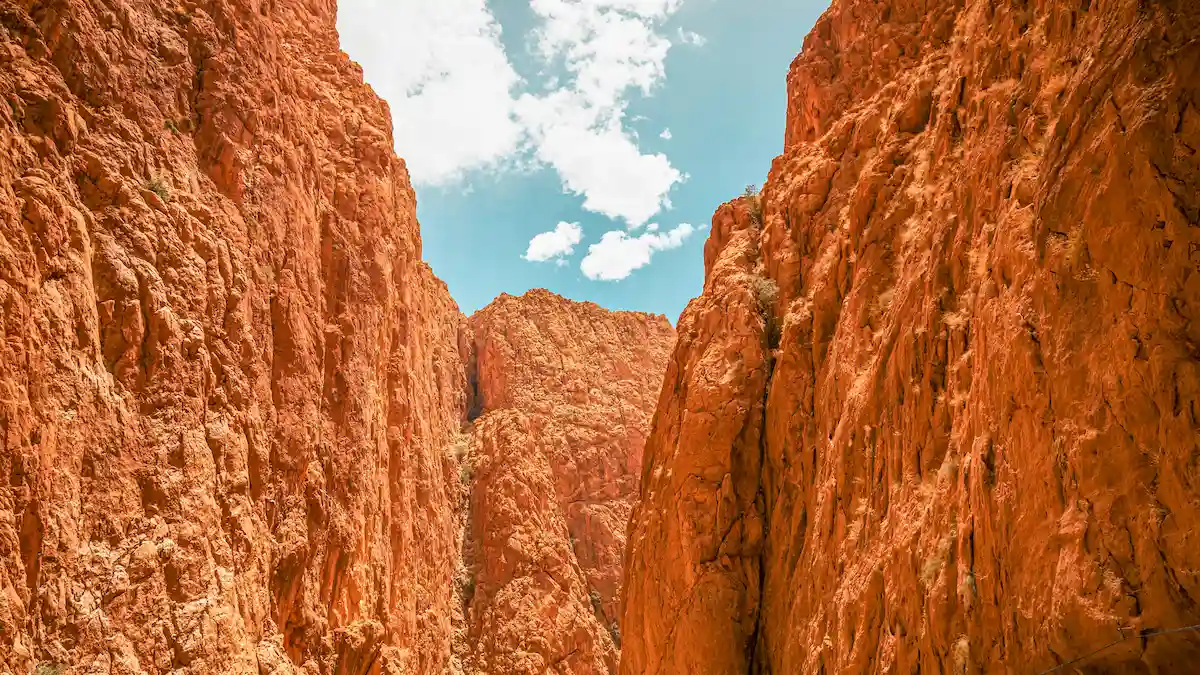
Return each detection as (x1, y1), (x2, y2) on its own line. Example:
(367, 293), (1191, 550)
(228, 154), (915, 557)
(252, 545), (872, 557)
(454, 290), (674, 675)
(622, 0), (1200, 673)
(0, 0), (470, 672)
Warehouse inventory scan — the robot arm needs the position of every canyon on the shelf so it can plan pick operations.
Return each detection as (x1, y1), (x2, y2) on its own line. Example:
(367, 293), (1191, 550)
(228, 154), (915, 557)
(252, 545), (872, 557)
(2, 0), (1198, 674)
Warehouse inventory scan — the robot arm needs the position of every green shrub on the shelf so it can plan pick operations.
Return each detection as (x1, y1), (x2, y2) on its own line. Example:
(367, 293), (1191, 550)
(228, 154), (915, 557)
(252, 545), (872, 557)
(144, 177), (170, 202)
(743, 184), (763, 224)
(751, 274), (777, 310)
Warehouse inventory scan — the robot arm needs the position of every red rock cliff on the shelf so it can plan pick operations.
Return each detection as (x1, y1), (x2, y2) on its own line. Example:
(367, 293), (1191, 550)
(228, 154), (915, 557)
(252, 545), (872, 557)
(1, 0), (471, 672)
(453, 289), (674, 674)
(622, 0), (1200, 673)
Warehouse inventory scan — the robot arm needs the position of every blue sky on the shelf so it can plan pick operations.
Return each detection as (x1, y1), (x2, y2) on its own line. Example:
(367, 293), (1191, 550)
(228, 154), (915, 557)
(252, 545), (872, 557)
(338, 0), (829, 322)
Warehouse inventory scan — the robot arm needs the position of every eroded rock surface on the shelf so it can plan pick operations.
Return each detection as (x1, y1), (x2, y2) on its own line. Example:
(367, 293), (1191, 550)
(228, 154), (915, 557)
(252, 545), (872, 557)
(622, 0), (1200, 673)
(454, 290), (674, 675)
(1, 1), (469, 672)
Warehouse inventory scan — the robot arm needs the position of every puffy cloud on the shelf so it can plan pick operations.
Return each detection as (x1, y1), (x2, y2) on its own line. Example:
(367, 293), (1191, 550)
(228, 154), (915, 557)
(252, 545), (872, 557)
(518, 94), (680, 228)
(340, 0), (691, 236)
(517, 0), (686, 227)
(530, 0), (676, 106)
(337, 0), (523, 185)
(580, 223), (696, 280)
(659, 128), (672, 140)
(524, 221), (585, 264)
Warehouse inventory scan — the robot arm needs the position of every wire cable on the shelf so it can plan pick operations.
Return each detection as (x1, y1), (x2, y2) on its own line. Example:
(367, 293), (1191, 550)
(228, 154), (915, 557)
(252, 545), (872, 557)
(1036, 624), (1200, 674)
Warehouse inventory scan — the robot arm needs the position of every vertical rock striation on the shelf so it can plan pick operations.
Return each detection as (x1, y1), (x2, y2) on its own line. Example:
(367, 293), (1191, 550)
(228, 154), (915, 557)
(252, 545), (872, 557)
(455, 289), (674, 675)
(1, 0), (469, 672)
(622, 0), (1200, 673)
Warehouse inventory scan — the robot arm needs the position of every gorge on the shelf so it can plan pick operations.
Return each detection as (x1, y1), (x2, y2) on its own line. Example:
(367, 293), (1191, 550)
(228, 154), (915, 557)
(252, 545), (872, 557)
(2, 0), (1198, 673)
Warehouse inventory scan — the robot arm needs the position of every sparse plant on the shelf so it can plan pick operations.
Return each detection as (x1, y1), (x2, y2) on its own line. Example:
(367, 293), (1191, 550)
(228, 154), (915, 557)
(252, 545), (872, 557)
(609, 621), (621, 647)
(952, 635), (971, 672)
(921, 529), (957, 588)
(743, 184), (763, 225)
(457, 567), (477, 605)
(751, 274), (777, 310)
(164, 118), (180, 134)
(451, 433), (469, 461)
(445, 432), (473, 487)
(35, 663), (66, 675)
(589, 589), (603, 616)
(144, 177), (170, 202)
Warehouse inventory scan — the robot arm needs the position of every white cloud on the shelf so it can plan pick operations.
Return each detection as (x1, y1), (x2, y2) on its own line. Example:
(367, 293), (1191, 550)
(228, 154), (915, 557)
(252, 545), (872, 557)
(659, 128), (672, 140)
(524, 221), (584, 263)
(337, 1), (523, 185)
(518, 94), (680, 227)
(580, 223), (695, 280)
(677, 28), (707, 46)
(518, 0), (686, 227)
(340, 0), (693, 236)
(530, 0), (675, 107)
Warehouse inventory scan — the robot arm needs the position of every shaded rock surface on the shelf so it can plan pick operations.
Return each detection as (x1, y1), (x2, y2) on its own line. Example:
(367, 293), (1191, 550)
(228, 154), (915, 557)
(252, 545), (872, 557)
(452, 289), (674, 675)
(621, 0), (1200, 673)
(1, 0), (463, 672)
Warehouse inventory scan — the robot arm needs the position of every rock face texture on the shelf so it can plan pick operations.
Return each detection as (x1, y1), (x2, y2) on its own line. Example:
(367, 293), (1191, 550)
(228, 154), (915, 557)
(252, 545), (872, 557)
(453, 290), (674, 675)
(1, 1), (471, 672)
(622, 0), (1200, 673)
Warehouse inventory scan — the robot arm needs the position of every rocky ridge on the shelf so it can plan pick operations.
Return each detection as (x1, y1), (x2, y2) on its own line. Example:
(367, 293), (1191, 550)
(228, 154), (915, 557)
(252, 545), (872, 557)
(621, 0), (1200, 673)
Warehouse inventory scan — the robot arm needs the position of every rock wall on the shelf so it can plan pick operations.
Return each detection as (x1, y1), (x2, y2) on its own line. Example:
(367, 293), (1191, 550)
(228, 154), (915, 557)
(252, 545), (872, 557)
(621, 0), (1200, 673)
(454, 290), (674, 675)
(0, 0), (470, 672)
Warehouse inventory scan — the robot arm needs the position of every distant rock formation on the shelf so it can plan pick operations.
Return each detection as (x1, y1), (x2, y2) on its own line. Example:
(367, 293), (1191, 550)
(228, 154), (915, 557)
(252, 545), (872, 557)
(451, 289), (673, 674)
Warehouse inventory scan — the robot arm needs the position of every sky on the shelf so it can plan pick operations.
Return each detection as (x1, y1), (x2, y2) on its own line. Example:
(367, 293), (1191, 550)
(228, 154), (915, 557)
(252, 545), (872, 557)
(337, 0), (830, 322)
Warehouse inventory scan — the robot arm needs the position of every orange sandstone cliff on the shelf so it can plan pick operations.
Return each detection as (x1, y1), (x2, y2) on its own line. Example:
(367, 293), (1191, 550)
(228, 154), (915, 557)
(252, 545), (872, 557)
(0, 0), (472, 671)
(452, 290), (674, 674)
(0, 0), (673, 673)
(621, 0), (1200, 673)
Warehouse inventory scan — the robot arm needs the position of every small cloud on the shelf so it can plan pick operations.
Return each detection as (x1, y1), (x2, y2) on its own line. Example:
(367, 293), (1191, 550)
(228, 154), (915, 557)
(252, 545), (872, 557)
(646, 223), (659, 231)
(580, 223), (695, 281)
(524, 221), (585, 263)
(677, 28), (706, 46)
(659, 128), (672, 140)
